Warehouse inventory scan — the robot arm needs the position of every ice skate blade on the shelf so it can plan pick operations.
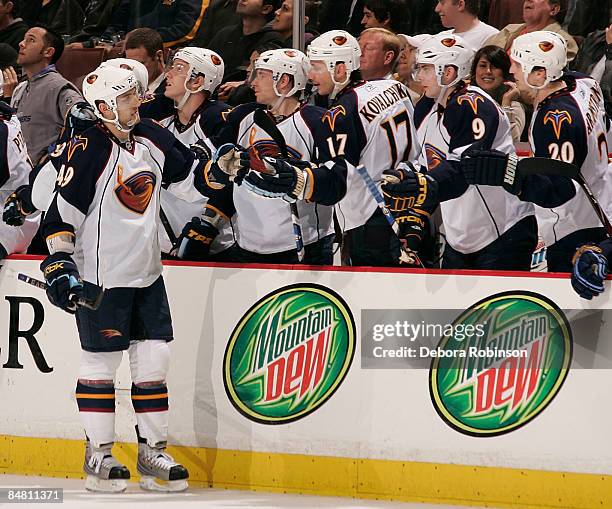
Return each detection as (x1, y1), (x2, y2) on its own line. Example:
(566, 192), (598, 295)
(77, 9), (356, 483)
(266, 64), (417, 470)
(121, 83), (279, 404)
(139, 475), (188, 492)
(85, 475), (127, 493)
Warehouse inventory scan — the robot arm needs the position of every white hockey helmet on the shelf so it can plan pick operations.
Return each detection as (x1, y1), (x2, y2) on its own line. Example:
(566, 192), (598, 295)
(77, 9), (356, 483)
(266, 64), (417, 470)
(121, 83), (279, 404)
(82, 65), (140, 132)
(510, 31), (567, 89)
(307, 30), (361, 99)
(172, 47), (224, 108)
(415, 33), (474, 88)
(100, 58), (149, 99)
(254, 48), (308, 98)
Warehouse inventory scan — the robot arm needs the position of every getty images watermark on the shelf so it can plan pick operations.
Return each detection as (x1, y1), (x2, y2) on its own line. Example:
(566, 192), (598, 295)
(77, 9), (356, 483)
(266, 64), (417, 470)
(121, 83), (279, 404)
(360, 308), (568, 369)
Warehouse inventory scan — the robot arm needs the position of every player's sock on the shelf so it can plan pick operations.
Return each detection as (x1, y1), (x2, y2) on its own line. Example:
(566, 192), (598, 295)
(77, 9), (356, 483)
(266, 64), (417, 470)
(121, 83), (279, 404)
(76, 381), (115, 445)
(131, 382), (169, 445)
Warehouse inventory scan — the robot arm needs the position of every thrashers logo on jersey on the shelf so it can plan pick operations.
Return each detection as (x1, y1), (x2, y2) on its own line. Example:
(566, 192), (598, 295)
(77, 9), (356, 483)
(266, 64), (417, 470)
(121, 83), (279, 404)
(322, 106), (347, 131)
(457, 92), (485, 115)
(425, 144), (446, 170)
(248, 138), (302, 173)
(114, 165), (156, 214)
(543, 110), (572, 140)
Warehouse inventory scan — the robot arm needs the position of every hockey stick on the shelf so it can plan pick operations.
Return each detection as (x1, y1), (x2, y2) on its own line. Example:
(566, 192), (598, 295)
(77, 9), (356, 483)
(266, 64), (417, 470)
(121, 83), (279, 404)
(518, 156), (612, 237)
(252, 109), (305, 262)
(159, 206), (179, 254)
(1, 265), (103, 310)
(355, 164), (423, 267)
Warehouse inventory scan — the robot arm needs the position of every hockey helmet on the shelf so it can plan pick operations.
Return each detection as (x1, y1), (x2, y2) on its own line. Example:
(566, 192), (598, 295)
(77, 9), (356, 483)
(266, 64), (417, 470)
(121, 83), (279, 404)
(100, 58), (149, 99)
(82, 65), (140, 132)
(254, 48), (308, 98)
(307, 30), (361, 98)
(510, 31), (567, 89)
(171, 47), (224, 108)
(415, 33), (474, 88)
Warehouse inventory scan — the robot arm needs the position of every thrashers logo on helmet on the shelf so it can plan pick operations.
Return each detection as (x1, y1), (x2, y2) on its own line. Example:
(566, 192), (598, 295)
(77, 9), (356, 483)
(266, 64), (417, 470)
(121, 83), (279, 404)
(333, 36), (348, 46)
(211, 54), (222, 66)
(441, 38), (456, 47)
(86, 74), (98, 84)
(539, 41), (554, 52)
(284, 50), (297, 57)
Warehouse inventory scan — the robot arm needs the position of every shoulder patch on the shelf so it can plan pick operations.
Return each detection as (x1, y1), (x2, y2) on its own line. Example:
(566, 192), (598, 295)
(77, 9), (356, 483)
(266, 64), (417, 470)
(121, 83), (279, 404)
(425, 143), (446, 170)
(67, 135), (88, 161)
(543, 110), (572, 140)
(322, 105), (347, 130)
(457, 92), (485, 115)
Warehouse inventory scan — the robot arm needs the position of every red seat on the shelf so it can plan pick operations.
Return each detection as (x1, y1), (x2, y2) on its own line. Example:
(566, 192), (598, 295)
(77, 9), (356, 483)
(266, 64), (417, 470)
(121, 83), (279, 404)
(56, 47), (106, 91)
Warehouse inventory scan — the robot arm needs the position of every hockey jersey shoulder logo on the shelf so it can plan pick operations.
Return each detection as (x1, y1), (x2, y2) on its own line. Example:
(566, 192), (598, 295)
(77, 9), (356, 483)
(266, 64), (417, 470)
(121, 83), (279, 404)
(115, 165), (156, 214)
(543, 110), (572, 140)
(322, 105), (347, 131)
(67, 135), (89, 161)
(425, 143), (445, 170)
(457, 92), (485, 115)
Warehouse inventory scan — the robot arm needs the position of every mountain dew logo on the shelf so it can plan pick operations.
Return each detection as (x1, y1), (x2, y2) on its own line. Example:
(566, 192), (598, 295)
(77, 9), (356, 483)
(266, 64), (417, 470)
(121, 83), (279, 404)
(430, 291), (572, 436)
(224, 284), (356, 424)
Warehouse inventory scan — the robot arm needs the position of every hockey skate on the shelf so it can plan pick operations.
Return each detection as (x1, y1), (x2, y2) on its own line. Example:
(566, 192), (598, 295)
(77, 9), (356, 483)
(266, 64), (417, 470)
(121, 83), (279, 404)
(137, 436), (189, 492)
(84, 441), (130, 493)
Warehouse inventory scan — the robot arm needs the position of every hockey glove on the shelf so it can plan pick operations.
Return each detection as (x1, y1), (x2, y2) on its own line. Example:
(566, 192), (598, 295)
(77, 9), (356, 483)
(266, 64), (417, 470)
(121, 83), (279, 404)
(396, 208), (430, 266)
(176, 216), (219, 260)
(190, 140), (212, 163)
(461, 147), (522, 195)
(3, 185), (35, 226)
(243, 157), (308, 203)
(571, 244), (609, 300)
(382, 164), (439, 212)
(40, 252), (84, 314)
(207, 144), (250, 187)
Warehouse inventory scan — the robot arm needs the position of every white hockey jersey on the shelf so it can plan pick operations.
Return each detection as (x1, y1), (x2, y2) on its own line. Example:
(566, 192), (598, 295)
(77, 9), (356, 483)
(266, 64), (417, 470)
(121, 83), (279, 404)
(0, 112), (40, 254)
(157, 100), (234, 254)
(329, 79), (420, 232)
(530, 73), (612, 246)
(42, 120), (207, 288)
(213, 104), (340, 255)
(414, 85), (534, 253)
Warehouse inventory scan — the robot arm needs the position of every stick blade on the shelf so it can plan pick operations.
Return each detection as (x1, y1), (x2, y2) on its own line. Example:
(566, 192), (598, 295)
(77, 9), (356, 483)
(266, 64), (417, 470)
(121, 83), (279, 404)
(518, 157), (580, 179)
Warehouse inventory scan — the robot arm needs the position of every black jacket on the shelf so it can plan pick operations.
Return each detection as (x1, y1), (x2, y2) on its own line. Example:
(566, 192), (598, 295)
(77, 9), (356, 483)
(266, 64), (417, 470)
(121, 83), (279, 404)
(0, 19), (28, 52)
(102, 0), (205, 47)
(208, 22), (284, 81)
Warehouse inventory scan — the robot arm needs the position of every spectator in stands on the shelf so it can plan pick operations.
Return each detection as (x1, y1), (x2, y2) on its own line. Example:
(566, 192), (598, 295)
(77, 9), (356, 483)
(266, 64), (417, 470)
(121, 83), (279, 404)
(271, 0), (317, 47)
(217, 39), (281, 105)
(209, 0), (283, 82)
(100, 0), (206, 49)
(358, 27), (401, 80)
(361, 0), (410, 34)
(485, 0), (578, 61)
(124, 27), (165, 96)
(395, 33), (429, 103)
(318, 0), (364, 36)
(0, 0), (28, 51)
(470, 45), (525, 142)
(487, 0), (524, 30)
(20, 0), (84, 37)
(3, 25), (81, 164)
(436, 0), (499, 50)
(193, 0), (239, 47)
(67, 0), (122, 46)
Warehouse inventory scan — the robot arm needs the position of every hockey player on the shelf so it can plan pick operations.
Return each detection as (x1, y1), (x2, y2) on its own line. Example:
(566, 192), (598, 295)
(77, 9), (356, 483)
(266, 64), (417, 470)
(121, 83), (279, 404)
(382, 33), (538, 270)
(0, 101), (40, 260)
(38, 65), (212, 492)
(306, 30), (421, 266)
(460, 31), (611, 272)
(149, 47), (235, 258)
(3, 58), (151, 227)
(181, 48), (347, 264)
